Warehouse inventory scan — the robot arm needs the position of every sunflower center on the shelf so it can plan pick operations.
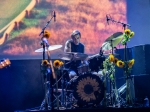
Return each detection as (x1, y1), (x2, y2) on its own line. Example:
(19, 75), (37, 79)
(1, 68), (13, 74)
(119, 62), (122, 65)
(84, 84), (93, 94)
(56, 63), (59, 66)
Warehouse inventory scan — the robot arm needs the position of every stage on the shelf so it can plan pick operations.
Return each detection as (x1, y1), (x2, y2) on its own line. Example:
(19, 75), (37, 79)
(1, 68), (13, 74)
(0, 54), (150, 112)
(15, 107), (150, 112)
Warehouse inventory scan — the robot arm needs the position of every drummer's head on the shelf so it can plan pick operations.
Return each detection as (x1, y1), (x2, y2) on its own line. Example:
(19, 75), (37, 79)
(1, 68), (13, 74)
(71, 30), (81, 45)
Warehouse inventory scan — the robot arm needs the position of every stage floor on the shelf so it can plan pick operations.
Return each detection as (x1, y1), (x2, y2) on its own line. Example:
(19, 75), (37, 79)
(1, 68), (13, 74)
(15, 107), (150, 112)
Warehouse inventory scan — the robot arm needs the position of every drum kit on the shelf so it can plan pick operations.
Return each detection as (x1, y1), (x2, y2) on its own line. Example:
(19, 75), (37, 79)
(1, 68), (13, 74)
(34, 32), (126, 109)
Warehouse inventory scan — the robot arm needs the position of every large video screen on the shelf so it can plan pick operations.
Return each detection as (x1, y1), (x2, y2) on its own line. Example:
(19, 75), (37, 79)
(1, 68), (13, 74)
(0, 0), (126, 59)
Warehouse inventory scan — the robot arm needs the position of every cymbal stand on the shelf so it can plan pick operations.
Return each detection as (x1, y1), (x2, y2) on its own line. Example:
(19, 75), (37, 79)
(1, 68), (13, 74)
(121, 23), (134, 106)
(109, 40), (120, 107)
(59, 64), (66, 109)
(109, 40), (114, 106)
(124, 42), (134, 106)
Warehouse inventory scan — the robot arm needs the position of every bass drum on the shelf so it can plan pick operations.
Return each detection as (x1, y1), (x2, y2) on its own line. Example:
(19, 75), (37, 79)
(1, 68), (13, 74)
(71, 73), (104, 107)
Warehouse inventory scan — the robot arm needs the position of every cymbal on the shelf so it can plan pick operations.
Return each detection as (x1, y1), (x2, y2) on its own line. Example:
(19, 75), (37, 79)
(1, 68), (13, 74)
(102, 32), (123, 51)
(88, 54), (100, 59)
(58, 52), (88, 61)
(88, 53), (119, 59)
(35, 45), (62, 52)
(103, 53), (119, 56)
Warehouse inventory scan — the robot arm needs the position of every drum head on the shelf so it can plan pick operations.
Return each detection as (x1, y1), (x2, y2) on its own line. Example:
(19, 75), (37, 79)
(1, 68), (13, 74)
(73, 73), (104, 106)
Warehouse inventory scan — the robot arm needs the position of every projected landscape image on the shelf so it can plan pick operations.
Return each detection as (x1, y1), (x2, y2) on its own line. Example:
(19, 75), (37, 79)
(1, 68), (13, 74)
(0, 0), (127, 59)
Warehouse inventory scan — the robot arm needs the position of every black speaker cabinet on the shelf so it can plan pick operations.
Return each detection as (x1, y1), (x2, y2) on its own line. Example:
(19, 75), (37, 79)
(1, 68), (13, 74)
(131, 74), (150, 101)
(132, 44), (150, 75)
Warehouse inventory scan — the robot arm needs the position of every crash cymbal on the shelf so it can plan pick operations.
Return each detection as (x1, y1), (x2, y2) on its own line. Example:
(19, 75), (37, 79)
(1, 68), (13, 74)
(35, 45), (62, 52)
(58, 52), (88, 61)
(105, 32), (123, 42)
(102, 32), (123, 51)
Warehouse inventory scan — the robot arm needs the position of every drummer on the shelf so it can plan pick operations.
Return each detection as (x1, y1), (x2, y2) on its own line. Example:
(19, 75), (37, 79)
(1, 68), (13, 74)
(64, 30), (88, 79)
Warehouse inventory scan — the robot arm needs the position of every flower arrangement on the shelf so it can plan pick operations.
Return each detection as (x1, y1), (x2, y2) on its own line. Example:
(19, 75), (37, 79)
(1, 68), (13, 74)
(103, 29), (135, 105)
(40, 59), (64, 75)
(53, 60), (64, 68)
(121, 29), (134, 45)
(41, 60), (50, 66)
(43, 30), (50, 38)
(103, 54), (135, 78)
(103, 54), (116, 80)
(40, 59), (51, 74)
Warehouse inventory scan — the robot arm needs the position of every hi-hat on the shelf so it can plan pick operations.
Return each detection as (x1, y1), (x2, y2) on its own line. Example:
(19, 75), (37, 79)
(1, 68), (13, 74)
(102, 32), (123, 51)
(35, 45), (62, 52)
(58, 52), (88, 61)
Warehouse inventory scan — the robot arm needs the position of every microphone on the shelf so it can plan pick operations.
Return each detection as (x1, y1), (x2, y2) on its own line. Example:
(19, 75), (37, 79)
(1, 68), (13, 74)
(53, 11), (56, 22)
(106, 15), (110, 25)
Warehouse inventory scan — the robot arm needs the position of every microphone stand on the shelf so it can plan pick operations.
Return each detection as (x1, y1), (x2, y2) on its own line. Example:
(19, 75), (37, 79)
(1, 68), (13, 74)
(121, 24), (133, 107)
(39, 14), (54, 36)
(39, 13), (59, 110)
(106, 15), (133, 107)
(106, 14), (131, 29)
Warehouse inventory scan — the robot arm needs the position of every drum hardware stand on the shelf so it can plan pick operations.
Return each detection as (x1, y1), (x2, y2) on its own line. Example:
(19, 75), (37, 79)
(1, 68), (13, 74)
(106, 14), (134, 107)
(123, 42), (134, 106)
(59, 65), (67, 110)
(52, 61), (73, 110)
(107, 39), (119, 107)
(39, 43), (57, 110)
(99, 45), (118, 107)
(122, 25), (134, 107)
(38, 11), (60, 111)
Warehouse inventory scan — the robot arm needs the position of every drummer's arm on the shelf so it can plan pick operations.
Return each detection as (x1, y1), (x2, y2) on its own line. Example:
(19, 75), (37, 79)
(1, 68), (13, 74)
(64, 40), (71, 52)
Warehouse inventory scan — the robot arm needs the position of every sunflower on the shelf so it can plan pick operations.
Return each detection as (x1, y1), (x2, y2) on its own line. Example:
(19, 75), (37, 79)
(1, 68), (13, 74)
(53, 60), (61, 68)
(113, 58), (118, 65)
(59, 61), (64, 66)
(128, 59), (135, 68)
(124, 29), (131, 36)
(130, 32), (134, 38)
(109, 54), (114, 62)
(116, 60), (125, 68)
(42, 60), (49, 66)
(43, 30), (50, 38)
(76, 76), (100, 102)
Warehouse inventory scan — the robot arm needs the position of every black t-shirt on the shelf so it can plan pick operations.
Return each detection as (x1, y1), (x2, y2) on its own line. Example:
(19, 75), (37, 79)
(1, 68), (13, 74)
(70, 41), (84, 53)
(65, 40), (84, 74)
